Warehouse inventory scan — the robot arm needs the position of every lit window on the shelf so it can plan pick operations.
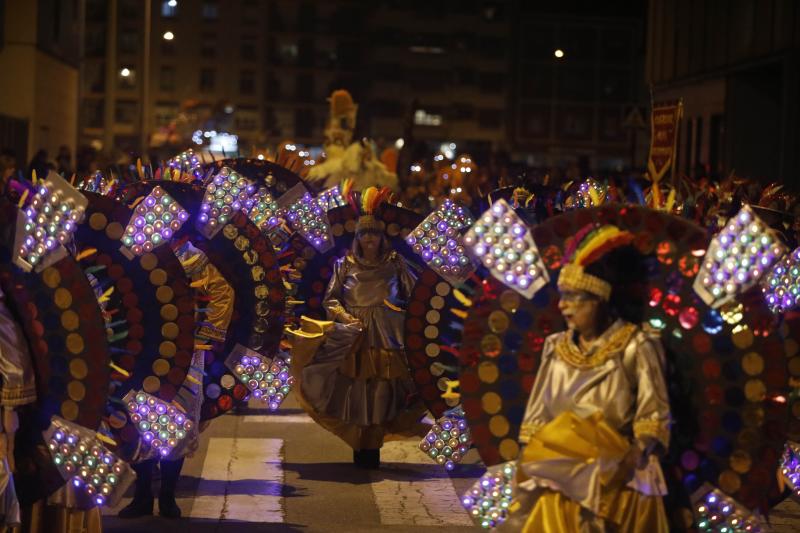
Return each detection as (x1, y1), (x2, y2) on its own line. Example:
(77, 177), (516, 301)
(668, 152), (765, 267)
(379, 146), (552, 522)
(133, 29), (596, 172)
(414, 109), (442, 127)
(202, 2), (219, 20)
(161, 0), (178, 18)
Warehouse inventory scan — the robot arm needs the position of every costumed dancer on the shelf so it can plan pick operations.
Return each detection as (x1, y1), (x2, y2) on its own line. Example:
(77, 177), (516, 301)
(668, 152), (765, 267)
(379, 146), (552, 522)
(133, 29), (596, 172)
(0, 286), (35, 531)
(290, 188), (426, 469)
(119, 241), (234, 519)
(500, 225), (671, 532)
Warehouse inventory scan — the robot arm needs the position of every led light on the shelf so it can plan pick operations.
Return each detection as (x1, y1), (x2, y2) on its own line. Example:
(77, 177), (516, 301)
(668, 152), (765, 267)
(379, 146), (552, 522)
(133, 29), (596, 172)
(225, 344), (294, 411)
(198, 167), (255, 237)
(464, 199), (549, 298)
(244, 186), (280, 231)
(283, 191), (334, 252)
(690, 483), (765, 533)
(461, 462), (516, 528)
(166, 148), (203, 181)
(43, 416), (134, 508)
(315, 185), (347, 212)
(419, 407), (472, 470)
(407, 199), (475, 285)
(121, 186), (188, 255)
(762, 246), (800, 314)
(694, 205), (787, 309)
(565, 178), (605, 209)
(14, 172), (87, 271)
(123, 390), (193, 457)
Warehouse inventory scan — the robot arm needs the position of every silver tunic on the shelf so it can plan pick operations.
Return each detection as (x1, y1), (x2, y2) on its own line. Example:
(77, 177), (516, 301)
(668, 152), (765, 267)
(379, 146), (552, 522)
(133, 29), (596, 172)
(517, 319), (671, 508)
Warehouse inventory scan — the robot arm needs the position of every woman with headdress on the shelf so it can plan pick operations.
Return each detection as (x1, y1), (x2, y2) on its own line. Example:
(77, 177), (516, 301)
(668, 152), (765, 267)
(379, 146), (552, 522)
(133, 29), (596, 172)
(290, 187), (425, 469)
(501, 225), (671, 532)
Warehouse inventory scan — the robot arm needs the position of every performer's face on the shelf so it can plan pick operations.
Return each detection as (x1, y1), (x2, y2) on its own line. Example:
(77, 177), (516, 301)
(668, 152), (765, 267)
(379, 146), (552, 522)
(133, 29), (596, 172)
(358, 231), (381, 255)
(558, 290), (602, 334)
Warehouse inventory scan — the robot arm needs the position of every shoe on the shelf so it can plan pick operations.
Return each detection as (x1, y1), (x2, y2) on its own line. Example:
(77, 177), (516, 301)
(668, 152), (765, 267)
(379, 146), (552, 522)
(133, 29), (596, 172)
(118, 496), (154, 518)
(361, 449), (380, 470)
(158, 458), (184, 519)
(158, 494), (182, 519)
(118, 459), (156, 518)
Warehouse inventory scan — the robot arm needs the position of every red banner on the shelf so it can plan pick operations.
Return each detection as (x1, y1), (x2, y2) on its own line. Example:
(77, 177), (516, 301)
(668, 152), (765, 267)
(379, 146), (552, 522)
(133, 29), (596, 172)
(647, 100), (683, 183)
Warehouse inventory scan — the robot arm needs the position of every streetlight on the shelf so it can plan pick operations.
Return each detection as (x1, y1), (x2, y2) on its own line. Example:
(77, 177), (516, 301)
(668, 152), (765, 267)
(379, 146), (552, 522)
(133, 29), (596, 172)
(168, 0), (177, 6)
(554, 49), (565, 59)
(163, 31), (174, 40)
(120, 67), (131, 77)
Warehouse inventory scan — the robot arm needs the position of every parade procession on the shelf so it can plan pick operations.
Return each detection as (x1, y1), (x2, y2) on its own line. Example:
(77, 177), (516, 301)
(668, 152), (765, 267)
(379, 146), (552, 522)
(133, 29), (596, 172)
(2, 1), (800, 532)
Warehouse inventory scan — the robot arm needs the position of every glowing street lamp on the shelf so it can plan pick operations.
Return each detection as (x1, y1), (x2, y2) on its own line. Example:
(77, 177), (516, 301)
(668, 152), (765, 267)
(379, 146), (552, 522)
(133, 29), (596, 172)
(120, 67), (131, 77)
(554, 49), (565, 59)
(163, 31), (174, 41)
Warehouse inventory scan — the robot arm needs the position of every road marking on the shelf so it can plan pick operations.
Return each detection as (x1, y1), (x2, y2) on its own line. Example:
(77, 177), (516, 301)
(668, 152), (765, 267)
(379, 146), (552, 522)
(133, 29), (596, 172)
(243, 413), (313, 424)
(370, 440), (474, 527)
(179, 437), (284, 522)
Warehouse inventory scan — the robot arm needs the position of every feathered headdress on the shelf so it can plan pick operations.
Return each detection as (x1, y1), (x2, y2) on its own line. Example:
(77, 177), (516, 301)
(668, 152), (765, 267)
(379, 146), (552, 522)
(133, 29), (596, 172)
(354, 186), (392, 233)
(558, 224), (635, 301)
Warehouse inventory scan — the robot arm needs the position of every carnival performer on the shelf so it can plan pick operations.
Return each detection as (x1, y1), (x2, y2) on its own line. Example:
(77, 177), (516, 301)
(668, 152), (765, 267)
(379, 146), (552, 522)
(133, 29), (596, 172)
(501, 225), (671, 532)
(0, 286), (35, 530)
(290, 188), (425, 469)
(119, 240), (234, 519)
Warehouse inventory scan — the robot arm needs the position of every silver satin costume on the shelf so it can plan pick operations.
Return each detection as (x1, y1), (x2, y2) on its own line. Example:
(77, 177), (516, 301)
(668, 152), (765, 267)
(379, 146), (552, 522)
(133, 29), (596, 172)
(507, 319), (671, 530)
(0, 286), (36, 527)
(324, 252), (415, 351)
(293, 251), (425, 450)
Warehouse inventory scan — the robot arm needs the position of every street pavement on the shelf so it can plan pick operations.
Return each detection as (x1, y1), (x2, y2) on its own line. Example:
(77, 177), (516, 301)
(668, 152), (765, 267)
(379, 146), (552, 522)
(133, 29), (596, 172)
(101, 395), (800, 532)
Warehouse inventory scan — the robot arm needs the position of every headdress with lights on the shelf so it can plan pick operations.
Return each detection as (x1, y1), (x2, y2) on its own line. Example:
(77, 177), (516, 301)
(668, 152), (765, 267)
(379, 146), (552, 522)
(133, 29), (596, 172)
(558, 224), (635, 301)
(354, 186), (392, 234)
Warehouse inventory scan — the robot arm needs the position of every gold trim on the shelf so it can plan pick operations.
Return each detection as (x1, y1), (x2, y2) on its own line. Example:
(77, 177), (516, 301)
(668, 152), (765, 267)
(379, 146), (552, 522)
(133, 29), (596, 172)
(1, 384), (37, 407)
(557, 264), (612, 301)
(633, 419), (670, 448)
(554, 323), (638, 369)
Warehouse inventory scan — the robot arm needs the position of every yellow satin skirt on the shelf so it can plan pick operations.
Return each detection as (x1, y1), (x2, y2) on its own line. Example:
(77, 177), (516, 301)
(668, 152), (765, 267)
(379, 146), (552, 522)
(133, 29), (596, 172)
(515, 411), (669, 532)
(522, 488), (668, 533)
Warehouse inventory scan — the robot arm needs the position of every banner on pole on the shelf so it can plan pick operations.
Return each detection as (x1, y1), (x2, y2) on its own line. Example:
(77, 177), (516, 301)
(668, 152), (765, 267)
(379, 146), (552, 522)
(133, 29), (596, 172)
(647, 100), (683, 184)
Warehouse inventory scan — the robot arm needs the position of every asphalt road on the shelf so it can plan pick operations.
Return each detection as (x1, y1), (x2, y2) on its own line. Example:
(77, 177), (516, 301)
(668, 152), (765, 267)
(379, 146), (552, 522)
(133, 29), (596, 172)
(101, 395), (800, 532)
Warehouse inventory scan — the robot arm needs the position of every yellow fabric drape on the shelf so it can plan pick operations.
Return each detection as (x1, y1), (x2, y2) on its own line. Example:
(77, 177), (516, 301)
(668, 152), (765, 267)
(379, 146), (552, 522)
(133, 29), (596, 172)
(522, 488), (668, 533)
(515, 411), (668, 532)
(196, 262), (234, 342)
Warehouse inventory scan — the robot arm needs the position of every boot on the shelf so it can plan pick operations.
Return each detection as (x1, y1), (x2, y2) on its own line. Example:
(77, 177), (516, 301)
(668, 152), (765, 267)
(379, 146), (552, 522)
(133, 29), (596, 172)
(361, 449), (380, 470)
(118, 459), (156, 518)
(158, 458), (184, 519)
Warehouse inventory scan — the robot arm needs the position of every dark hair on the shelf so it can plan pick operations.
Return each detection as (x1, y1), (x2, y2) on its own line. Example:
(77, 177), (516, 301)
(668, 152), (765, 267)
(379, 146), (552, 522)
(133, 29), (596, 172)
(584, 245), (647, 323)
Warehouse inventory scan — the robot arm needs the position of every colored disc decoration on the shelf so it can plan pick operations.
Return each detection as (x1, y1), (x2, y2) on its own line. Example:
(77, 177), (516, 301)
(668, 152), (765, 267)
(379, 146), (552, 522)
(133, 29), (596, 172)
(73, 193), (195, 459)
(403, 267), (479, 418)
(0, 199), (110, 503)
(459, 204), (793, 528)
(117, 181), (286, 421)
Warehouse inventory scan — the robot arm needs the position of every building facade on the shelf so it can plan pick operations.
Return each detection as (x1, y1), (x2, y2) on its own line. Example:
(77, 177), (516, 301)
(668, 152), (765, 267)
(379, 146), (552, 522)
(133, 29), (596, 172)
(509, 1), (649, 175)
(646, 0), (800, 186)
(78, 0), (650, 173)
(0, 0), (82, 167)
